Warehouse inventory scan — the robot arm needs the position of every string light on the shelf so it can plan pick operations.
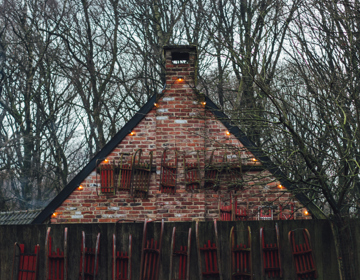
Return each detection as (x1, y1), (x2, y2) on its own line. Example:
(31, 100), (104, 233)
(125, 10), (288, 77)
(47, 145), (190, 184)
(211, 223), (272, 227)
(177, 76), (184, 82)
(226, 131), (231, 136)
(51, 212), (57, 218)
(78, 185), (83, 190)
(277, 184), (284, 189)
(130, 131), (135, 136)
(252, 158), (258, 162)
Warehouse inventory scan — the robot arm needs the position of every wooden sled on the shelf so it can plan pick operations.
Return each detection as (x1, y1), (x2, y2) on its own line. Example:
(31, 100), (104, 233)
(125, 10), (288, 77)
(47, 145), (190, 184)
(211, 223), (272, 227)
(288, 228), (317, 279)
(45, 227), (68, 280)
(79, 232), (100, 280)
(12, 242), (40, 280)
(160, 149), (178, 194)
(113, 233), (132, 280)
(196, 220), (223, 280)
(260, 224), (282, 279)
(230, 226), (252, 280)
(169, 226), (191, 280)
(140, 219), (164, 280)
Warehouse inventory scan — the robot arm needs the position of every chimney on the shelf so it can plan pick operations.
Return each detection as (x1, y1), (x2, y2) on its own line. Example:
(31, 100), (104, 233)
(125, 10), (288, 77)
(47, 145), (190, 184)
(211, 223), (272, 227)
(163, 45), (197, 88)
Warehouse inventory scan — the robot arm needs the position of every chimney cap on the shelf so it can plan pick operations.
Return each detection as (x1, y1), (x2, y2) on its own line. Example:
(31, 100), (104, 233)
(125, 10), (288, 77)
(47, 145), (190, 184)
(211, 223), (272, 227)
(163, 45), (197, 54)
(163, 45), (197, 50)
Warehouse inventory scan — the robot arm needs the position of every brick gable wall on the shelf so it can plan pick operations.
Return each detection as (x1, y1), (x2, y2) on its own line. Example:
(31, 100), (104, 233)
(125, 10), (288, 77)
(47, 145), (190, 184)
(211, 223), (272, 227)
(50, 47), (309, 223)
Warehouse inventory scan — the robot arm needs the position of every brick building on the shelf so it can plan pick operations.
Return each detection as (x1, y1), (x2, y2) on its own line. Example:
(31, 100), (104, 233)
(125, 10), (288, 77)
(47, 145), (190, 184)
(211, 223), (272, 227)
(33, 46), (318, 224)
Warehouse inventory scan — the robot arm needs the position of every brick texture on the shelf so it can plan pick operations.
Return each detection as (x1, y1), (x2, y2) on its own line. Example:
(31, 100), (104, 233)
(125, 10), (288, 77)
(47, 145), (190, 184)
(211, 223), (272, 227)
(51, 47), (310, 223)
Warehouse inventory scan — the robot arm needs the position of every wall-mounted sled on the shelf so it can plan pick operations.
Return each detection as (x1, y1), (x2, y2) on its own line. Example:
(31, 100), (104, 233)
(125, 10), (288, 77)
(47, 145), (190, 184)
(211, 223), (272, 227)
(112, 233), (132, 280)
(79, 232), (100, 280)
(140, 219), (164, 280)
(260, 224), (282, 279)
(45, 227), (68, 280)
(169, 226), (191, 280)
(288, 228), (317, 279)
(230, 226), (252, 280)
(196, 220), (223, 280)
(12, 242), (40, 280)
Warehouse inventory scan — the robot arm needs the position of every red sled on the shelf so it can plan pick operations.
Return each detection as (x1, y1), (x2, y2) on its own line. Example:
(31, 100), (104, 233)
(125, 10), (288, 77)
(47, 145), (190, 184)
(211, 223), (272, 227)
(79, 231), (100, 280)
(112, 233), (132, 280)
(260, 224), (282, 279)
(12, 242), (40, 280)
(196, 220), (223, 280)
(45, 227), (68, 280)
(169, 226), (192, 280)
(288, 228), (317, 280)
(140, 219), (164, 280)
(230, 226), (252, 280)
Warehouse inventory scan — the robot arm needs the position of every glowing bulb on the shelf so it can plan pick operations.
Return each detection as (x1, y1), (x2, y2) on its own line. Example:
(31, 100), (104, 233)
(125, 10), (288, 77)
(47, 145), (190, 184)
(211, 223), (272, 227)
(154, 103), (158, 107)
(51, 212), (57, 218)
(177, 76), (183, 82)
(130, 131), (135, 136)
(304, 209), (309, 215)
(103, 158), (109, 163)
(278, 184), (284, 189)
(226, 131), (231, 136)
(252, 158), (258, 162)
(78, 185), (83, 190)
(201, 101), (206, 106)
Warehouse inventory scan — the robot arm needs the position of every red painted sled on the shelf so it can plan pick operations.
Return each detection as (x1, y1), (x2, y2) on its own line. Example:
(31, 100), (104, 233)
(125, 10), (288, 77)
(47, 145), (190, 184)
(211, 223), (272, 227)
(140, 219), (164, 280)
(79, 231), (100, 280)
(45, 227), (68, 280)
(260, 224), (282, 279)
(230, 226), (252, 280)
(12, 242), (40, 280)
(169, 226), (191, 280)
(196, 220), (223, 280)
(160, 148), (178, 194)
(288, 228), (317, 279)
(113, 233), (132, 280)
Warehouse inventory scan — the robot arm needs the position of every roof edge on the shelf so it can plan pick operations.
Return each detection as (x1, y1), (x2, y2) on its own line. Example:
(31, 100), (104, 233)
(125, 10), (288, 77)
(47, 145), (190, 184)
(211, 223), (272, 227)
(32, 94), (157, 224)
(204, 96), (326, 219)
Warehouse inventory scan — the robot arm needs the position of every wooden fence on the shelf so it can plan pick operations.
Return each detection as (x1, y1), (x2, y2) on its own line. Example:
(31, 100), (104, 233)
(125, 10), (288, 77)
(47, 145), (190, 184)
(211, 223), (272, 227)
(0, 219), (349, 279)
